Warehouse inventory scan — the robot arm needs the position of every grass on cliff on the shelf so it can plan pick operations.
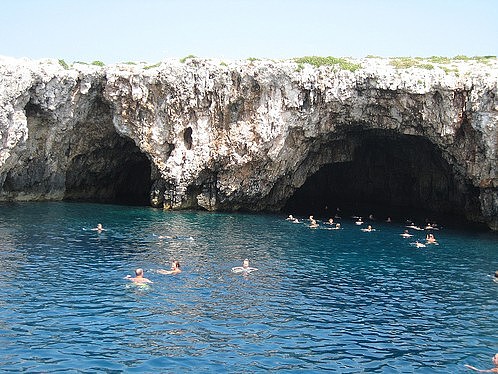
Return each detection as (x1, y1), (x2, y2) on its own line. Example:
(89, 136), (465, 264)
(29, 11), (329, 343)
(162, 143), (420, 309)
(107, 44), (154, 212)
(58, 59), (69, 69)
(144, 62), (161, 70)
(388, 55), (496, 72)
(294, 56), (362, 72)
(180, 55), (197, 63)
(390, 57), (434, 70)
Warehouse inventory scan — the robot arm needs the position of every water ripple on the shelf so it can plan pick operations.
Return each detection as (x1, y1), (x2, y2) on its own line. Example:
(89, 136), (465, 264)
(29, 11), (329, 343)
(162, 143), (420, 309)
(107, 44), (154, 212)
(0, 203), (496, 372)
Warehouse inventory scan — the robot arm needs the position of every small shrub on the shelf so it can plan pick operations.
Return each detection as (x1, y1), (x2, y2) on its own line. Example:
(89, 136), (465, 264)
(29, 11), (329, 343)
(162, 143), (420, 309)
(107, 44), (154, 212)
(419, 63), (434, 70)
(58, 59), (69, 69)
(294, 56), (361, 72)
(180, 55), (197, 63)
(428, 56), (452, 64)
(144, 62), (161, 70)
(440, 66), (459, 74)
(295, 63), (304, 72)
(91, 60), (105, 67)
(390, 57), (418, 69)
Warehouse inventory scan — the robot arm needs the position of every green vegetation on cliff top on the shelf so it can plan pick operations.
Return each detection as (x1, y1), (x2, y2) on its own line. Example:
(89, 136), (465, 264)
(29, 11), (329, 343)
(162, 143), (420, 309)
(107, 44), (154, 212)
(57, 55), (495, 73)
(294, 56), (361, 72)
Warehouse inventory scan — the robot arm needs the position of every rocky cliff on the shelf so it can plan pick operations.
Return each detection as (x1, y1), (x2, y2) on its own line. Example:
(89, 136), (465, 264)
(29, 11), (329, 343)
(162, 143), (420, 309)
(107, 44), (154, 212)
(0, 55), (497, 229)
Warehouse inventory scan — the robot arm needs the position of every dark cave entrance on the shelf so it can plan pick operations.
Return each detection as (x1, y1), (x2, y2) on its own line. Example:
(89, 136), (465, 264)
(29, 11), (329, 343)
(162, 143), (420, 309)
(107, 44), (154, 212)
(64, 137), (153, 206)
(63, 96), (153, 206)
(284, 131), (481, 223)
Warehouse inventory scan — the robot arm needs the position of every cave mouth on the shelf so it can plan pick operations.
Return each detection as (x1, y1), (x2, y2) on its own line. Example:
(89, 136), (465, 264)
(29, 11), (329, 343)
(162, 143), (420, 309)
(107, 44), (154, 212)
(64, 135), (153, 206)
(284, 131), (481, 224)
(62, 94), (153, 206)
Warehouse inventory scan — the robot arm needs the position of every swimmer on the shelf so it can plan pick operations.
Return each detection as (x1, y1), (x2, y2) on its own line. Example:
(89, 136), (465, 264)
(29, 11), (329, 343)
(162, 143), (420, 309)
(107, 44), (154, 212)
(125, 268), (153, 284)
(406, 223), (424, 231)
(413, 241), (426, 248)
(355, 217), (363, 225)
(426, 233), (438, 244)
(158, 260), (181, 275)
(91, 223), (105, 233)
(158, 234), (174, 239)
(286, 214), (300, 223)
(361, 225), (375, 232)
(309, 219), (319, 229)
(386, 217), (392, 223)
(232, 259), (258, 274)
(400, 230), (413, 238)
(158, 235), (193, 241)
(493, 271), (498, 284)
(465, 353), (498, 372)
(331, 223), (341, 230)
(326, 218), (334, 225)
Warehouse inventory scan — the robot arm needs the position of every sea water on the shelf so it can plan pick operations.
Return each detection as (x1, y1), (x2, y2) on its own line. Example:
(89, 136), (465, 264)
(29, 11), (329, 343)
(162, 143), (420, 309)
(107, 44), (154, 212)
(0, 202), (496, 373)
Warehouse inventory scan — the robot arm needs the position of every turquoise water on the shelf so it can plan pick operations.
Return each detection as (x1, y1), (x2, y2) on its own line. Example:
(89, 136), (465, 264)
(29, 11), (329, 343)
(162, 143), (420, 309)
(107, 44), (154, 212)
(0, 202), (496, 372)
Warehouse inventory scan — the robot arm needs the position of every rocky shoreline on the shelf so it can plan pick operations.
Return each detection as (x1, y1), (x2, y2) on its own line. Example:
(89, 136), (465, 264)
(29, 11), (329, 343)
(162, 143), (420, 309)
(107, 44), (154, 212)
(0, 55), (496, 229)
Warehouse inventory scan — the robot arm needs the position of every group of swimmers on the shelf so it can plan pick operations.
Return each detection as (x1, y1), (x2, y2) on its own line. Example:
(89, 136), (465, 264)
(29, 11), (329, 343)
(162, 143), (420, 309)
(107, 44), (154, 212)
(92, 223), (257, 284)
(124, 258), (257, 284)
(286, 214), (438, 245)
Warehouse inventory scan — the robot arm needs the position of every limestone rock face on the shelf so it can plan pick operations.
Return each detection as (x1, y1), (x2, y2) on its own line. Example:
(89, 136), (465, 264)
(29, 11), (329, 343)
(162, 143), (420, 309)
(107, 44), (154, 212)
(0, 56), (497, 229)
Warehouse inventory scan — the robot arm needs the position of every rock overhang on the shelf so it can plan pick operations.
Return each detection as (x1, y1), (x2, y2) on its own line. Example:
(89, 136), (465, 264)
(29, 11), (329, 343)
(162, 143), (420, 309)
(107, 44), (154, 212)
(0, 56), (496, 229)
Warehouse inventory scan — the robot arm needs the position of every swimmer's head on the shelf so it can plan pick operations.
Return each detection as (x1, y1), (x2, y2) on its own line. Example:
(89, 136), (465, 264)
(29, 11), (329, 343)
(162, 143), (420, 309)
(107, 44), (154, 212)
(243, 259), (249, 268)
(135, 268), (144, 276)
(495, 270), (498, 278)
(172, 261), (180, 269)
(492, 353), (498, 365)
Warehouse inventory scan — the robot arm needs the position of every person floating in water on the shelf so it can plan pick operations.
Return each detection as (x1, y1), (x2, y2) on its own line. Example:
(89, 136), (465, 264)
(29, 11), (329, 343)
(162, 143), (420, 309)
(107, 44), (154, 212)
(414, 240), (426, 248)
(232, 259), (258, 274)
(426, 233), (438, 244)
(286, 214), (300, 223)
(92, 223), (105, 233)
(361, 225), (375, 232)
(355, 217), (363, 225)
(465, 353), (498, 372)
(406, 222), (423, 231)
(158, 260), (182, 275)
(400, 230), (413, 238)
(309, 219), (319, 229)
(493, 271), (498, 284)
(125, 268), (153, 284)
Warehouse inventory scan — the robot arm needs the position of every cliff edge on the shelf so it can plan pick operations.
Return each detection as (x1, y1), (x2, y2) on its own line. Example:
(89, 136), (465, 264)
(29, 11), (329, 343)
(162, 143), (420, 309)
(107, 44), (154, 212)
(0, 56), (497, 229)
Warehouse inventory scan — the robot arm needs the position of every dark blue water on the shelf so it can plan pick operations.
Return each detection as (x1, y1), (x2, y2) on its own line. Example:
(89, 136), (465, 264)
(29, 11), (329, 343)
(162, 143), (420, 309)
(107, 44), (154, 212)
(0, 202), (496, 373)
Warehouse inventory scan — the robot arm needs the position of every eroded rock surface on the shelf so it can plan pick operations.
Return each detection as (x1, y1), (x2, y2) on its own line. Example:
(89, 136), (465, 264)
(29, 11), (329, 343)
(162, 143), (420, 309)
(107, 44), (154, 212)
(0, 56), (497, 229)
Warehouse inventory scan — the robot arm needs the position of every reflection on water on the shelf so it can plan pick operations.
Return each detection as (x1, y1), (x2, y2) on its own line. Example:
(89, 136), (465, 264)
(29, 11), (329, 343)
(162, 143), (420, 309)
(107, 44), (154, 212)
(0, 202), (496, 372)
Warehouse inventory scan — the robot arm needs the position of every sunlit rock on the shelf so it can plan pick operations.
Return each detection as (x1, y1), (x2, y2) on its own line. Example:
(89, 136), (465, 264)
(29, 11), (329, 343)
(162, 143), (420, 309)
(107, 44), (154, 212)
(0, 55), (496, 229)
